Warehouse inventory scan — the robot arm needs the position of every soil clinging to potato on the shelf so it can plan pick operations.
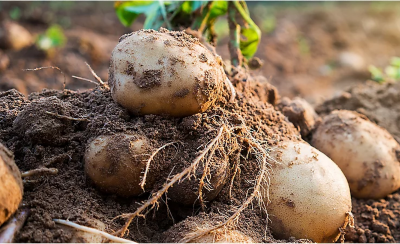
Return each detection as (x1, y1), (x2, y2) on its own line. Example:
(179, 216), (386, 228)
(0, 72), (305, 242)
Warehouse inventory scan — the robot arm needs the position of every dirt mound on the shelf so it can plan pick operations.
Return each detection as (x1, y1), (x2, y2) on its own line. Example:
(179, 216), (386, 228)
(0, 72), (303, 242)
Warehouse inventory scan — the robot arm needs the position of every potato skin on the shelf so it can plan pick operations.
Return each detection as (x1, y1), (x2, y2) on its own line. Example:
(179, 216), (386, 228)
(109, 29), (225, 117)
(312, 110), (400, 199)
(84, 133), (154, 197)
(0, 143), (23, 226)
(265, 141), (352, 243)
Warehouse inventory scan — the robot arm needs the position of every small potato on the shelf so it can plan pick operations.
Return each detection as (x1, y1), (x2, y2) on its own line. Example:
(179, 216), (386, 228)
(264, 141), (352, 243)
(162, 213), (254, 243)
(0, 143), (23, 226)
(84, 133), (154, 197)
(108, 28), (226, 117)
(0, 20), (32, 51)
(59, 217), (106, 243)
(192, 229), (253, 243)
(312, 110), (400, 199)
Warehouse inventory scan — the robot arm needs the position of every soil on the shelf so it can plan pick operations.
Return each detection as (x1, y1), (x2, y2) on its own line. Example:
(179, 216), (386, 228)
(1, 2), (400, 244)
(0, 72), (302, 242)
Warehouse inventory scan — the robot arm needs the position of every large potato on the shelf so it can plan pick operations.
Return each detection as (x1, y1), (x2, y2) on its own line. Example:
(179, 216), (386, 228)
(264, 141), (352, 243)
(108, 28), (226, 117)
(312, 110), (400, 199)
(84, 133), (154, 197)
(0, 143), (23, 226)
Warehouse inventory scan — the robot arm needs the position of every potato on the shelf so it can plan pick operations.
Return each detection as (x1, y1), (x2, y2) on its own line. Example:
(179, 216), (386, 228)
(0, 143), (23, 226)
(264, 141), (352, 243)
(162, 213), (254, 243)
(59, 217), (106, 243)
(0, 20), (32, 51)
(84, 133), (154, 197)
(311, 110), (400, 199)
(108, 28), (226, 117)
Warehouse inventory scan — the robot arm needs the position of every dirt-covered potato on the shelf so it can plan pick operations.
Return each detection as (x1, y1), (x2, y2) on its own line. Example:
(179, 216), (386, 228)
(108, 28), (226, 117)
(84, 133), (154, 197)
(59, 217), (106, 243)
(162, 213), (254, 243)
(264, 141), (352, 243)
(0, 143), (23, 226)
(311, 110), (400, 199)
(0, 20), (32, 51)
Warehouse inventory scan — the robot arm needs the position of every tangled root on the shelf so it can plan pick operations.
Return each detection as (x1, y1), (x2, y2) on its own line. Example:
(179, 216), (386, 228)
(113, 110), (271, 241)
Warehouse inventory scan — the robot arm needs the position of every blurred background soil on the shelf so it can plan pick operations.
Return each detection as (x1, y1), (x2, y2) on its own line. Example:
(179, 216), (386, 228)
(1, 2), (400, 105)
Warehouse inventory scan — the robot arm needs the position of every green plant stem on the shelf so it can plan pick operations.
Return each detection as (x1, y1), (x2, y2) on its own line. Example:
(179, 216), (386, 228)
(198, 2), (213, 34)
(158, 0), (172, 29)
(232, 0), (261, 37)
(228, 1), (243, 67)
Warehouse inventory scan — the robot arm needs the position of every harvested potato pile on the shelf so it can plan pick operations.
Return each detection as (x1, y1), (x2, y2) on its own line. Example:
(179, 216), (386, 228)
(0, 29), (357, 243)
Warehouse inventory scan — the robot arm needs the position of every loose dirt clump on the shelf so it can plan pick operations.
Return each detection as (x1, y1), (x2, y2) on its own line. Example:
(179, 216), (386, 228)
(0, 71), (303, 242)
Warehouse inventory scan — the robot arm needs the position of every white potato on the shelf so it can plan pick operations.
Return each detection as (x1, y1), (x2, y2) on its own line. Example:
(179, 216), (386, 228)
(264, 141), (352, 243)
(84, 133), (154, 197)
(312, 110), (400, 199)
(0, 143), (23, 226)
(192, 229), (253, 243)
(108, 28), (226, 117)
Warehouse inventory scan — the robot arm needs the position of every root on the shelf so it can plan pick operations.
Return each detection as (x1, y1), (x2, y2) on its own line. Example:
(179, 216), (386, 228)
(21, 167), (58, 178)
(225, 78), (237, 103)
(53, 219), (134, 243)
(335, 211), (355, 243)
(140, 141), (181, 190)
(114, 126), (226, 237)
(0, 209), (29, 243)
(84, 62), (106, 86)
(198, 145), (217, 210)
(45, 111), (89, 122)
(71, 75), (100, 86)
(229, 154), (241, 199)
(23, 66), (67, 90)
(180, 137), (269, 243)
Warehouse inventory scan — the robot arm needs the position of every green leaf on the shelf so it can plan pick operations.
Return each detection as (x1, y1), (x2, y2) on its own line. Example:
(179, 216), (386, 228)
(181, 1), (207, 14)
(369, 65), (384, 83)
(9, 7), (21, 20)
(240, 27), (260, 58)
(209, 1), (227, 19)
(36, 24), (66, 50)
(390, 57), (400, 68)
(114, 1), (155, 27)
(143, 3), (163, 29)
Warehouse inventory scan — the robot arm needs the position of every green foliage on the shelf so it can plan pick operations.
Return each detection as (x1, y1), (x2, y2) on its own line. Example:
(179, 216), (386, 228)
(9, 7), (21, 20)
(369, 57), (400, 83)
(36, 25), (66, 51)
(114, 0), (261, 60)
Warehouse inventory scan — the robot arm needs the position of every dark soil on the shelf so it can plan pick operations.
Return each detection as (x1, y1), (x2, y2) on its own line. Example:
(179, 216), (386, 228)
(1, 2), (400, 243)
